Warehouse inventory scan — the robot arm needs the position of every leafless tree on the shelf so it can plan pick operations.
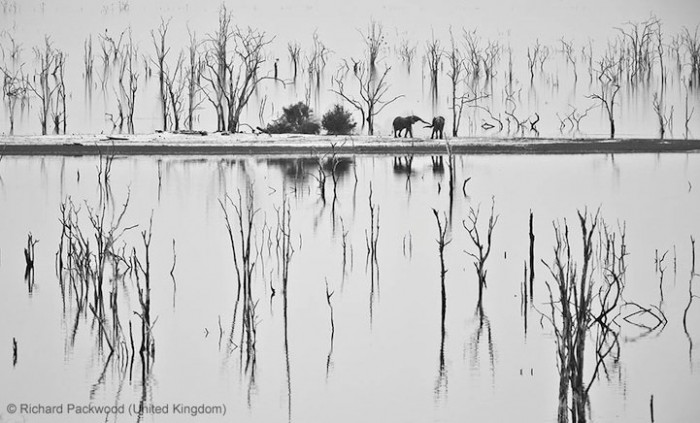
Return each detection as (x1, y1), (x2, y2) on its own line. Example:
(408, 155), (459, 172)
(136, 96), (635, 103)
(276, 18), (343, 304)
(26, 37), (64, 135)
(1, 64), (27, 134)
(447, 29), (489, 136)
(51, 50), (67, 134)
(682, 25), (700, 86)
(165, 51), (186, 131)
(560, 38), (577, 83)
(397, 38), (417, 73)
(116, 30), (139, 134)
(330, 64), (402, 135)
(83, 35), (94, 80)
(330, 20), (402, 135)
(652, 92), (673, 140)
(151, 18), (172, 131)
(616, 17), (657, 83)
(463, 197), (499, 311)
(684, 87), (695, 139)
(201, 5), (275, 133)
(540, 211), (628, 423)
(186, 30), (205, 131)
(527, 40), (542, 83)
(655, 20), (667, 85)
(463, 29), (482, 78)
(587, 56), (621, 139)
(425, 34), (442, 102)
(306, 30), (330, 107)
(483, 40), (502, 80)
(363, 20), (386, 75)
(287, 41), (301, 81)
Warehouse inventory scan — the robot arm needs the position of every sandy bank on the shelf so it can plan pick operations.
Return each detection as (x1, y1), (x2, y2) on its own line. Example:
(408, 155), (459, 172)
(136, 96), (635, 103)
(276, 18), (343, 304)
(1, 133), (699, 156)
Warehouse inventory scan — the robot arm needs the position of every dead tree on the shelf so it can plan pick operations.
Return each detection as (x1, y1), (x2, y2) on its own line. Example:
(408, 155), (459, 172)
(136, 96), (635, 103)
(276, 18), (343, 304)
(186, 30), (205, 131)
(433, 208), (451, 318)
(331, 64), (402, 136)
(363, 20), (386, 75)
(560, 38), (578, 83)
(27, 37), (60, 135)
(588, 58), (621, 139)
(447, 29), (489, 136)
(684, 89), (695, 139)
(616, 18), (657, 83)
(483, 40), (502, 80)
(202, 5), (274, 133)
(397, 38), (417, 73)
(682, 26), (700, 86)
(541, 210), (627, 423)
(305, 30), (330, 107)
(151, 18), (172, 131)
(118, 30), (139, 134)
(165, 51), (186, 131)
(220, 187), (260, 369)
(0, 66), (27, 134)
(655, 20), (667, 85)
(432, 208), (450, 395)
(463, 197), (499, 311)
(287, 41), (301, 81)
(463, 29), (482, 78)
(425, 34), (442, 103)
(527, 40), (542, 83)
(652, 92), (673, 140)
(83, 35), (94, 80)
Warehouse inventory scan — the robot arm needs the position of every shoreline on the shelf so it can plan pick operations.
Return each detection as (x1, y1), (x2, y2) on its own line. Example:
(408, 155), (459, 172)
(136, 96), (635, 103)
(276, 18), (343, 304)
(1, 133), (700, 156)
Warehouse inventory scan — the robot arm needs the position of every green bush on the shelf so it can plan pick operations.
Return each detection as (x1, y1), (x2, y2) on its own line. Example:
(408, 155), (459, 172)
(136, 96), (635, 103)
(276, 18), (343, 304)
(322, 104), (357, 135)
(266, 102), (320, 134)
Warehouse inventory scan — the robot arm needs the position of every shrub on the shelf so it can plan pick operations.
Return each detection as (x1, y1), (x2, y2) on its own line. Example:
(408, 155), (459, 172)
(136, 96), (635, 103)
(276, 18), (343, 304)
(266, 102), (320, 134)
(322, 104), (357, 135)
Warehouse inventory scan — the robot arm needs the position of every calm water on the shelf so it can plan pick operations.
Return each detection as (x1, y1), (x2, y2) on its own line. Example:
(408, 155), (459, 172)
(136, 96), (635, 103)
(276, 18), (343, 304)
(0, 152), (699, 422)
(1, 0), (700, 137)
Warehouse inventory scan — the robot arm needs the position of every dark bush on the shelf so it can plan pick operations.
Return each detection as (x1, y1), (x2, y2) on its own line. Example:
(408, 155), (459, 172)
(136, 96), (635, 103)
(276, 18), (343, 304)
(266, 102), (320, 134)
(322, 104), (357, 135)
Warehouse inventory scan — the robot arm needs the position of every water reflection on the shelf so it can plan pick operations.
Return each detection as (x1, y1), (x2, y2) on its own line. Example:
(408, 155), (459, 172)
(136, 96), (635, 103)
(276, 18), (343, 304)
(1, 153), (699, 422)
(468, 306), (496, 382)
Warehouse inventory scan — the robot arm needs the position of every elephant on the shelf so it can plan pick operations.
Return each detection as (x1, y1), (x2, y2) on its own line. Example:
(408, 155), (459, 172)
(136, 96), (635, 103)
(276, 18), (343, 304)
(425, 116), (446, 139)
(393, 115), (428, 138)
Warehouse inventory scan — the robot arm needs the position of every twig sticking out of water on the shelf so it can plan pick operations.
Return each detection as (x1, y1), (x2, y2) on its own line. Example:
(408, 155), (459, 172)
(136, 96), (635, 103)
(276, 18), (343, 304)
(12, 337), (17, 366)
(529, 210), (535, 304)
(462, 178), (471, 198)
(340, 217), (349, 277)
(683, 236), (698, 366)
(365, 183), (380, 324)
(656, 249), (669, 304)
(325, 279), (335, 378)
(170, 239), (177, 308)
(133, 215), (155, 374)
(24, 233), (38, 292)
(446, 143), (456, 214)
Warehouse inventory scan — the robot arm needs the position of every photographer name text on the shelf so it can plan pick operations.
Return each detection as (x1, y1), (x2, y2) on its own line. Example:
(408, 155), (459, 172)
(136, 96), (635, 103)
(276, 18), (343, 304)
(6, 402), (227, 417)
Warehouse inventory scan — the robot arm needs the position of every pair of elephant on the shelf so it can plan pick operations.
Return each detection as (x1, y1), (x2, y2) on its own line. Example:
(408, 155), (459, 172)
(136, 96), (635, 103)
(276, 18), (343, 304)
(392, 115), (445, 139)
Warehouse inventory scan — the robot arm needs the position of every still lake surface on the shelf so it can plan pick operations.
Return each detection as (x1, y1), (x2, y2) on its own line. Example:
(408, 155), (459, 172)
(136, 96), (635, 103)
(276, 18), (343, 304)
(0, 151), (699, 422)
